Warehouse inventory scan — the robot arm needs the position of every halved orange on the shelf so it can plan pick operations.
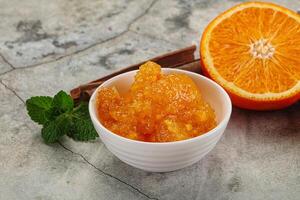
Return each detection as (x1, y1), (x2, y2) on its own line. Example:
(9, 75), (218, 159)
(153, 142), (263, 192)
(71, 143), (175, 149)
(200, 2), (300, 110)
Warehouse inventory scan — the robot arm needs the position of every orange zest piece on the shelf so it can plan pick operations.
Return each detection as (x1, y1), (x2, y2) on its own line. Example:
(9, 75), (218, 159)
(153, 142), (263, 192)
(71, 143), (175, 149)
(200, 2), (300, 110)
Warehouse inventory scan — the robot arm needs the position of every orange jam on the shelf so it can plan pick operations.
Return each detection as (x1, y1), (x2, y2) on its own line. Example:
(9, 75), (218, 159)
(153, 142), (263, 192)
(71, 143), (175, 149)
(96, 61), (216, 142)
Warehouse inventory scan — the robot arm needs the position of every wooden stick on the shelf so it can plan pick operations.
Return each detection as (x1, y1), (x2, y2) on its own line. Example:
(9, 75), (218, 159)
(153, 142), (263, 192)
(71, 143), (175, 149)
(70, 45), (199, 102)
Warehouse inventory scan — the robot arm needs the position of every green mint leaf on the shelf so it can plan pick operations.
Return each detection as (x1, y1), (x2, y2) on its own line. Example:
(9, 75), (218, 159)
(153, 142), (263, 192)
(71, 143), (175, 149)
(27, 91), (98, 143)
(70, 118), (99, 141)
(68, 102), (99, 141)
(41, 114), (71, 143)
(52, 90), (74, 113)
(26, 96), (53, 125)
(73, 102), (90, 117)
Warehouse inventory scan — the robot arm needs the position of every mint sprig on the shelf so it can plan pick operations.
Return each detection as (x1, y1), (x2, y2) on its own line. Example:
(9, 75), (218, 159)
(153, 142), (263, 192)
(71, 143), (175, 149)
(26, 90), (99, 143)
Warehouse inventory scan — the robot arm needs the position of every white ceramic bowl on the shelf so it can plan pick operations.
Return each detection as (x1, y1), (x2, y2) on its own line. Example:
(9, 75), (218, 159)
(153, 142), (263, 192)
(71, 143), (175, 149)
(89, 68), (232, 172)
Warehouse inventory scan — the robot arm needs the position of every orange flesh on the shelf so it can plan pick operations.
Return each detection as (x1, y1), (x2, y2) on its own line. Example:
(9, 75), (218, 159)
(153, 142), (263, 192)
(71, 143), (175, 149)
(201, 2), (300, 110)
(96, 61), (216, 142)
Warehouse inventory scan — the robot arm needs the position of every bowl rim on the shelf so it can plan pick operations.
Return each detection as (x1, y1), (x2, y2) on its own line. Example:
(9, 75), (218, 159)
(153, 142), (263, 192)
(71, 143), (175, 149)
(89, 68), (232, 146)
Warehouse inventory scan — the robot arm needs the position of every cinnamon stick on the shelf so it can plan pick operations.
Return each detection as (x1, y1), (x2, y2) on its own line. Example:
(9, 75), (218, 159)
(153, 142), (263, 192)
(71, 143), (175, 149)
(70, 45), (201, 102)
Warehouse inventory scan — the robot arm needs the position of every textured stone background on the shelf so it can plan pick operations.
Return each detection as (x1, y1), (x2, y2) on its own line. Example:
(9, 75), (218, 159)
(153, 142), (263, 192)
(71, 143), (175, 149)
(0, 0), (299, 200)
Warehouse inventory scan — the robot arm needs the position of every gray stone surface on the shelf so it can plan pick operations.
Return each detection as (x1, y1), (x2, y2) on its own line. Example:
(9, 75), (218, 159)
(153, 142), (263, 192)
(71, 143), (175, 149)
(0, 0), (154, 68)
(0, 54), (13, 74)
(131, 0), (300, 47)
(0, 31), (178, 100)
(0, 0), (299, 200)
